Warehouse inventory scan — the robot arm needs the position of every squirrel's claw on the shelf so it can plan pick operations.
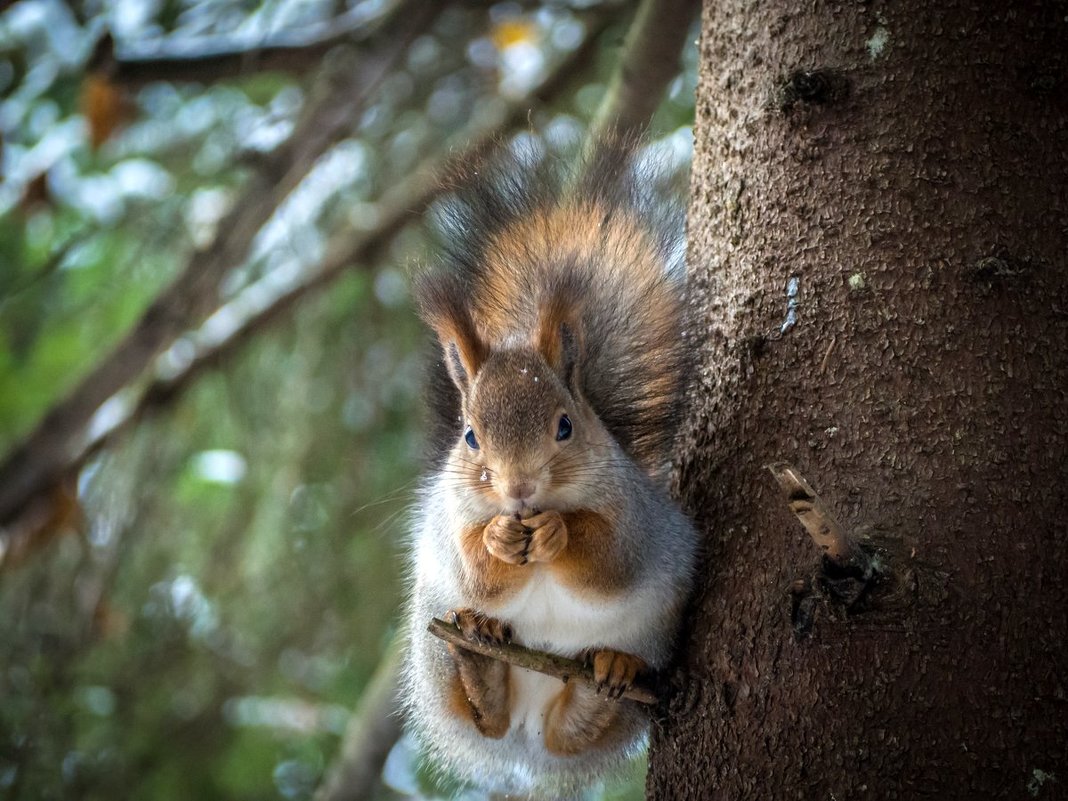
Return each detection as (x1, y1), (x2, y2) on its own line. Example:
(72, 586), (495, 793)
(448, 607), (513, 645)
(587, 649), (647, 701)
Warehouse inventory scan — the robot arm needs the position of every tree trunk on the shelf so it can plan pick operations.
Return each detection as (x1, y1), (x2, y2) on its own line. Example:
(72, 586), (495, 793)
(649, 1), (1068, 798)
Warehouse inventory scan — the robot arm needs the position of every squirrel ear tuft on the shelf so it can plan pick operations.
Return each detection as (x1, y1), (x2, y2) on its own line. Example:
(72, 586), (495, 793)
(557, 321), (581, 390)
(535, 293), (583, 390)
(442, 327), (485, 394)
(414, 272), (486, 395)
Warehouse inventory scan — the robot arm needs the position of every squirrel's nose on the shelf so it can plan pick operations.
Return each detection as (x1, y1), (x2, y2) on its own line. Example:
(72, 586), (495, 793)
(505, 480), (535, 501)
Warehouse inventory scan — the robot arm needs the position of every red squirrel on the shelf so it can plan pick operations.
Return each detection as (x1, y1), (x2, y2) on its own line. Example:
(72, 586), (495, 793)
(402, 137), (697, 797)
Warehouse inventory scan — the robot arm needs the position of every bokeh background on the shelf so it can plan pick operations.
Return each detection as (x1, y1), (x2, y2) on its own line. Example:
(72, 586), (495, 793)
(0, 1), (696, 797)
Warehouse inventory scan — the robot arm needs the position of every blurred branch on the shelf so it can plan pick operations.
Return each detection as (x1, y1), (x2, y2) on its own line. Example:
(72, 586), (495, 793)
(0, 227), (92, 301)
(314, 636), (404, 801)
(89, 3), (393, 87)
(120, 13), (609, 419)
(0, 0), (439, 531)
(0, 477), (81, 573)
(585, 0), (699, 145)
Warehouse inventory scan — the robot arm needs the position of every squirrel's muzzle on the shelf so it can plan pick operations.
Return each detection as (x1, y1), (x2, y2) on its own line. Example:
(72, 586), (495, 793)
(504, 480), (536, 502)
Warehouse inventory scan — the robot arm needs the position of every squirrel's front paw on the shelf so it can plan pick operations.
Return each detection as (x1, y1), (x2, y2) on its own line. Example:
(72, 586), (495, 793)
(584, 649), (649, 700)
(483, 514), (530, 564)
(521, 510), (568, 563)
(448, 608), (513, 645)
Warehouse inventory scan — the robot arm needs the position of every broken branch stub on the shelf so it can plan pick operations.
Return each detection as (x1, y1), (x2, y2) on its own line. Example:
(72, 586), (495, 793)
(766, 461), (871, 573)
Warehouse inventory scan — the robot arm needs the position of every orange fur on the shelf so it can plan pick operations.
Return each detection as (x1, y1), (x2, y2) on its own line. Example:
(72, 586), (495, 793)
(437, 316), (486, 386)
(543, 679), (631, 756)
(474, 204), (669, 342)
(446, 665), (475, 718)
(547, 510), (636, 598)
(535, 305), (565, 371)
(446, 645), (511, 738)
(457, 521), (531, 602)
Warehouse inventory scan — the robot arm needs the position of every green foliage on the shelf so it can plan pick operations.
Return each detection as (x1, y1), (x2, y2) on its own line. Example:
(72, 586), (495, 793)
(0, 275), (418, 799)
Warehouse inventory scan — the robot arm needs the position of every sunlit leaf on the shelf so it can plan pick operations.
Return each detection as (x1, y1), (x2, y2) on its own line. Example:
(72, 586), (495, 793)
(491, 18), (538, 50)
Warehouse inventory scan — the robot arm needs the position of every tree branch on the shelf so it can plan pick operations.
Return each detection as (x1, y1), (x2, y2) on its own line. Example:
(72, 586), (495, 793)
(88, 10), (611, 463)
(428, 618), (658, 706)
(90, 3), (390, 87)
(0, 0), (440, 529)
(584, 0), (700, 145)
(314, 637), (404, 801)
(73, 136), (475, 468)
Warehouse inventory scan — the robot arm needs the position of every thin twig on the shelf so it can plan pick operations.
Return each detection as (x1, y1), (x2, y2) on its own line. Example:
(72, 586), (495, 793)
(766, 461), (865, 567)
(427, 618), (658, 706)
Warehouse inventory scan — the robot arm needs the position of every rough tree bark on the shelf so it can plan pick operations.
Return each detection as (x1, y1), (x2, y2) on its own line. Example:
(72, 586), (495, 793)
(649, 1), (1067, 799)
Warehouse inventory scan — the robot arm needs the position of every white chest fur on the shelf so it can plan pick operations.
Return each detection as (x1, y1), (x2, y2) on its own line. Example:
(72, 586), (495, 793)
(490, 566), (652, 656)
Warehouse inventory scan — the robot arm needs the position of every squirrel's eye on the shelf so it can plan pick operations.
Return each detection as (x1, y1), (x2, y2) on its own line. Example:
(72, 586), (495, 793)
(556, 414), (573, 441)
(464, 426), (479, 450)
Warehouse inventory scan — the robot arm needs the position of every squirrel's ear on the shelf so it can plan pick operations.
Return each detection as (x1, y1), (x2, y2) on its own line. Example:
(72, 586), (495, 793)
(436, 318), (486, 395)
(414, 272), (487, 395)
(557, 321), (581, 391)
(535, 298), (583, 391)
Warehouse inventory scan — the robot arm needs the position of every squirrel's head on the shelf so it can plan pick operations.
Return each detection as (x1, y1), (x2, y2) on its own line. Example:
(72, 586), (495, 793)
(422, 286), (607, 516)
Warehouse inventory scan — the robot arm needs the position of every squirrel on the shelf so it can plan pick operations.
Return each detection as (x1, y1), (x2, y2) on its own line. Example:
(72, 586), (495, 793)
(401, 136), (698, 798)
